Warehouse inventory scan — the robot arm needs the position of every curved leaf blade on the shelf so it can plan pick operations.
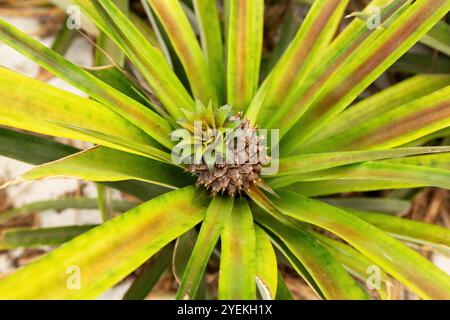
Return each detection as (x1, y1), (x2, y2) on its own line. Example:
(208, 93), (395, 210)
(269, 161), (450, 189)
(303, 75), (450, 150)
(123, 244), (173, 300)
(0, 127), (77, 165)
(0, 226), (95, 249)
(0, 225), (95, 250)
(226, 0), (264, 111)
(0, 197), (135, 224)
(0, 127), (169, 201)
(0, 187), (207, 299)
(172, 229), (208, 299)
(385, 152), (450, 170)
(280, 179), (419, 196)
(74, 0), (194, 119)
(421, 21), (450, 56)
(308, 86), (450, 152)
(321, 197), (411, 215)
(94, 0), (129, 67)
(346, 209), (450, 248)
(218, 199), (256, 300)
(193, 0), (226, 103)
(312, 232), (392, 300)
(0, 68), (159, 156)
(12, 147), (191, 190)
(281, 0), (450, 154)
(147, 0), (217, 104)
(254, 225), (278, 300)
(252, 0), (349, 124)
(177, 197), (234, 300)
(264, 0), (412, 134)
(255, 210), (369, 300)
(270, 191), (450, 299)
(275, 147), (450, 176)
(0, 19), (173, 148)
(275, 273), (294, 300)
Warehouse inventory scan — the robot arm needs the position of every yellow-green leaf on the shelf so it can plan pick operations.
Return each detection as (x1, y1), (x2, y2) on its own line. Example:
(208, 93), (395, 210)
(271, 192), (450, 299)
(226, 0), (264, 112)
(177, 197), (234, 299)
(218, 198), (256, 299)
(14, 147), (191, 189)
(254, 225), (278, 300)
(0, 68), (160, 158)
(0, 187), (207, 299)
(147, 0), (218, 104)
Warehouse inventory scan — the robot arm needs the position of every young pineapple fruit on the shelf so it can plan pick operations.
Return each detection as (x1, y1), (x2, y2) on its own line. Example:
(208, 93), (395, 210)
(173, 101), (269, 196)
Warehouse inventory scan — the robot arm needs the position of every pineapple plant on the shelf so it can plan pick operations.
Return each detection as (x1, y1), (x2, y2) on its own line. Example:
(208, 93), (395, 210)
(0, 0), (449, 300)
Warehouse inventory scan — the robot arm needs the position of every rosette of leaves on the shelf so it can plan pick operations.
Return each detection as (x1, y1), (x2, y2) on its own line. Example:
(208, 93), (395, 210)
(0, 0), (449, 300)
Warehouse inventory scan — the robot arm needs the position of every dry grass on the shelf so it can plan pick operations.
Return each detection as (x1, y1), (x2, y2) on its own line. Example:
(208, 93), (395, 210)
(0, 178), (11, 213)
(409, 189), (450, 228)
